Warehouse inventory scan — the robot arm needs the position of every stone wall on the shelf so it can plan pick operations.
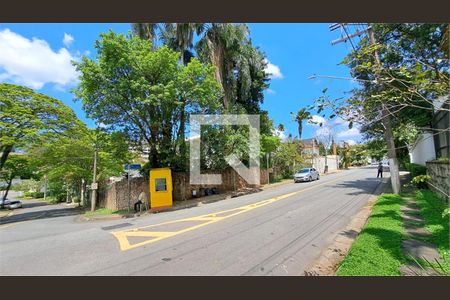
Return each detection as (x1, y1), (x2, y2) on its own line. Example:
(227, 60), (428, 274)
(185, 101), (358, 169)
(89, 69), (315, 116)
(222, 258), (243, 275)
(98, 168), (269, 210)
(426, 160), (450, 201)
(98, 177), (149, 211)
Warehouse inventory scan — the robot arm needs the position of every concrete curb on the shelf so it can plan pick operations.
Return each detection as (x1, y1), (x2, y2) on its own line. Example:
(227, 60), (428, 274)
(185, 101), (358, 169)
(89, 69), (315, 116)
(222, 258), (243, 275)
(0, 210), (14, 218)
(303, 177), (390, 276)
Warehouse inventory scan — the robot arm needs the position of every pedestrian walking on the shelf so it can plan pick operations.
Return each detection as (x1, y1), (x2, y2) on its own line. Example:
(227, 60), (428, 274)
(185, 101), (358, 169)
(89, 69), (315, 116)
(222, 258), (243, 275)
(377, 162), (383, 178)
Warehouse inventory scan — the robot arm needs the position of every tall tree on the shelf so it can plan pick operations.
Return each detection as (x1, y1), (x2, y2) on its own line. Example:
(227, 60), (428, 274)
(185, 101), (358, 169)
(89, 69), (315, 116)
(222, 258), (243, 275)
(0, 83), (82, 170)
(196, 23), (268, 110)
(292, 108), (311, 140)
(74, 31), (221, 170)
(131, 23), (159, 46)
(313, 24), (449, 192)
(1, 154), (36, 203)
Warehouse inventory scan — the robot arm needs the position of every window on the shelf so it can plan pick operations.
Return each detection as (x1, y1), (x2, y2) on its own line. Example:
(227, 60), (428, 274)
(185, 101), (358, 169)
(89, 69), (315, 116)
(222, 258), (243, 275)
(155, 178), (167, 192)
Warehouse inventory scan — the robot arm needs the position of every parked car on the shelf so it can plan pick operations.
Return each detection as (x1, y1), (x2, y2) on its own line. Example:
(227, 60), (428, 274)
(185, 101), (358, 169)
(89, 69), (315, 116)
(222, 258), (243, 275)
(0, 199), (23, 209)
(293, 168), (320, 183)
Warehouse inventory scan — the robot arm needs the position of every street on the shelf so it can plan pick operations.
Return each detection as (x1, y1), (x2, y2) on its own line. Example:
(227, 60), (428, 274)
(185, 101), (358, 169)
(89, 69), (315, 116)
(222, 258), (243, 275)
(1, 166), (384, 275)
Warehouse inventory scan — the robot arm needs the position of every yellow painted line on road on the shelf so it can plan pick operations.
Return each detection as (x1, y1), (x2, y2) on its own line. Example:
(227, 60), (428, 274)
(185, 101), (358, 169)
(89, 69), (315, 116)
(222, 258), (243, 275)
(112, 177), (344, 251)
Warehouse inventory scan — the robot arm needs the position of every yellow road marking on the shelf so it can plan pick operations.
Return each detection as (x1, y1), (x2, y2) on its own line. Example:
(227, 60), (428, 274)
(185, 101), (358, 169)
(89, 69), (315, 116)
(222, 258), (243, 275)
(112, 177), (344, 251)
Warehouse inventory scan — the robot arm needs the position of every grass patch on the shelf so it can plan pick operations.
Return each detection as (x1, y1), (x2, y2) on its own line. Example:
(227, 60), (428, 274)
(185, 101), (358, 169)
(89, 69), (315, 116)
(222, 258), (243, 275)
(337, 193), (405, 276)
(84, 208), (131, 217)
(414, 190), (450, 274)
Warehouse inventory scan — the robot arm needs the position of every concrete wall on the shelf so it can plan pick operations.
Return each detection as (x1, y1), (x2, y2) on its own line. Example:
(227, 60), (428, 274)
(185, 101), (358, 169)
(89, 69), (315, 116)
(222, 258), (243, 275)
(426, 161), (450, 201)
(98, 168), (269, 210)
(312, 155), (340, 173)
(410, 132), (436, 166)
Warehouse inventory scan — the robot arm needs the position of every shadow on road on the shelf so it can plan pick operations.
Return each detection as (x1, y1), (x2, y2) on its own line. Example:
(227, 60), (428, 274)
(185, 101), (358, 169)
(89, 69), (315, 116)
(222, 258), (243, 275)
(334, 177), (383, 196)
(21, 201), (50, 209)
(0, 206), (84, 225)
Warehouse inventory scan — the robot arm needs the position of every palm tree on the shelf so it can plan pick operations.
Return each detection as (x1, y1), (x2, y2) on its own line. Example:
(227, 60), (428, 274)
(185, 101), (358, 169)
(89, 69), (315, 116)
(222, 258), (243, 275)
(131, 23), (159, 46)
(292, 108), (311, 140)
(174, 23), (204, 65)
(158, 23), (205, 169)
(196, 23), (249, 109)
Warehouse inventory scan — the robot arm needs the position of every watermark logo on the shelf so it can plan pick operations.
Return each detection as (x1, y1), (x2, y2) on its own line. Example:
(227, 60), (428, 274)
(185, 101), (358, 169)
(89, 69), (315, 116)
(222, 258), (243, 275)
(189, 114), (260, 185)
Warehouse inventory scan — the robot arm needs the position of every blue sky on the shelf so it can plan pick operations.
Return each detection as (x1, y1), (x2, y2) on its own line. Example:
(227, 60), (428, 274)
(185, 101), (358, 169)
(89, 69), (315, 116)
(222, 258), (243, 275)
(0, 23), (362, 144)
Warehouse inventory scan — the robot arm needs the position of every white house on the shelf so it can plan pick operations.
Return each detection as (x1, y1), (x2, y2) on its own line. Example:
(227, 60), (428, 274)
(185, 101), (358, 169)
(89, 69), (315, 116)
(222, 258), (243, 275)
(409, 131), (436, 166)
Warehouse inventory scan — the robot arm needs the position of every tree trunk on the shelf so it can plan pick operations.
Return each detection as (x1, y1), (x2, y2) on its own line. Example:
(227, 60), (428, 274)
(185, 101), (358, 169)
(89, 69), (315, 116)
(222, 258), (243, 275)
(368, 25), (401, 193)
(381, 108), (401, 193)
(0, 145), (13, 170)
(179, 104), (186, 169)
(298, 123), (303, 140)
(1, 177), (13, 203)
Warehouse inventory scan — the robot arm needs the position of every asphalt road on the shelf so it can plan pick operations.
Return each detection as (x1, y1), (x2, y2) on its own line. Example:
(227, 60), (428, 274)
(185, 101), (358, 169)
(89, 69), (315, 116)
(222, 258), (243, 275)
(0, 166), (385, 275)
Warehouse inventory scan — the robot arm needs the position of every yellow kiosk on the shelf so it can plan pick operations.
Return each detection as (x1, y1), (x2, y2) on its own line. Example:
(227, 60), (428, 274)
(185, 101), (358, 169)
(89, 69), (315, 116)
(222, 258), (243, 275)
(149, 168), (173, 210)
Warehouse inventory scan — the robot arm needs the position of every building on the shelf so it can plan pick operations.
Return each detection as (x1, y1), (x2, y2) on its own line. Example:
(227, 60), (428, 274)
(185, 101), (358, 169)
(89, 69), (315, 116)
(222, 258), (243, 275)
(300, 138), (320, 156)
(409, 130), (436, 166)
(432, 97), (450, 159)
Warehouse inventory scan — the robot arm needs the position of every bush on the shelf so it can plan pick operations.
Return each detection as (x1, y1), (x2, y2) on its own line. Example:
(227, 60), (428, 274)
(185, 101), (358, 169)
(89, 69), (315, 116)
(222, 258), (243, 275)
(23, 191), (45, 198)
(405, 163), (427, 178)
(411, 175), (431, 189)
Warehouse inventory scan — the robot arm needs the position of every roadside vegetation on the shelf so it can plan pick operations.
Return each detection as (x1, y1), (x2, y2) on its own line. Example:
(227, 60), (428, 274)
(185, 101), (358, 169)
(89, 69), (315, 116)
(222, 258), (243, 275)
(84, 208), (131, 218)
(337, 193), (405, 276)
(337, 188), (449, 276)
(414, 190), (450, 274)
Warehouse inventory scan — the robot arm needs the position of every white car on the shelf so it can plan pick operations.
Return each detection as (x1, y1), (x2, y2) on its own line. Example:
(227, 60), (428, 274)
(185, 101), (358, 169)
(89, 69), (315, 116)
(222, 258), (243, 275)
(293, 168), (320, 183)
(0, 199), (23, 209)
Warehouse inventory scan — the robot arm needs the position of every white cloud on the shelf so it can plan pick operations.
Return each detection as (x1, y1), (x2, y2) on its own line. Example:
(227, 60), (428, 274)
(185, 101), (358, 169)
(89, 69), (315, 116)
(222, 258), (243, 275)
(63, 33), (74, 47)
(337, 127), (360, 138)
(272, 128), (288, 141)
(332, 116), (349, 126)
(307, 115), (327, 126)
(0, 28), (79, 90)
(264, 59), (283, 79)
(266, 88), (276, 94)
(345, 139), (357, 146)
(315, 126), (332, 137)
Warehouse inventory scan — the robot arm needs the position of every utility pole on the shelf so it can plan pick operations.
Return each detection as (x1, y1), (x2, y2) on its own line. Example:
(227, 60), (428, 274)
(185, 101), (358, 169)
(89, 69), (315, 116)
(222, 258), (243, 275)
(90, 132), (98, 212)
(43, 174), (48, 202)
(80, 178), (85, 207)
(127, 164), (131, 212)
(329, 23), (401, 193)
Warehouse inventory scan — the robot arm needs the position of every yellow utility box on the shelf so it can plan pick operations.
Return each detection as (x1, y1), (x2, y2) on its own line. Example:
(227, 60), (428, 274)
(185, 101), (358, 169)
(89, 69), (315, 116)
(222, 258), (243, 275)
(149, 168), (173, 210)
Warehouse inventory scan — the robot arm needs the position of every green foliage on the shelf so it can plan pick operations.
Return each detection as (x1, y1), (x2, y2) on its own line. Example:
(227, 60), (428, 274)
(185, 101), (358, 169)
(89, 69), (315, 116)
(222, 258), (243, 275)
(0, 83), (82, 169)
(313, 24), (448, 158)
(272, 141), (303, 178)
(337, 194), (405, 275)
(291, 108), (311, 140)
(28, 125), (132, 201)
(196, 23), (270, 112)
(1, 154), (37, 202)
(24, 191), (44, 199)
(74, 31), (222, 170)
(411, 175), (431, 189)
(415, 190), (450, 274)
(405, 163), (427, 178)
